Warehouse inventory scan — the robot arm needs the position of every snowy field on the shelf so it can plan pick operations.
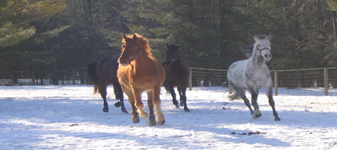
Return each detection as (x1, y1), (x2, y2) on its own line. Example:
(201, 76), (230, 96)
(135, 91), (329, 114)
(1, 85), (337, 150)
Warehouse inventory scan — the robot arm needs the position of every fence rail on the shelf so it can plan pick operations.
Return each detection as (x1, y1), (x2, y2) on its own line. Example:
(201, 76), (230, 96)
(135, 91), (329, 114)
(2, 67), (337, 96)
(188, 67), (337, 96)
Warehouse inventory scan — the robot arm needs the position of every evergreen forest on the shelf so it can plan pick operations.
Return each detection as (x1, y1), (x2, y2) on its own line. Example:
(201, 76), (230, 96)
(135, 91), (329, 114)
(2, 0), (337, 72)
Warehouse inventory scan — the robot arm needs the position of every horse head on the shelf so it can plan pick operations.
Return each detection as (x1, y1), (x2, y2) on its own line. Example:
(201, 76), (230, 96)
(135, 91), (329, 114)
(165, 44), (180, 65)
(118, 33), (150, 66)
(254, 35), (272, 61)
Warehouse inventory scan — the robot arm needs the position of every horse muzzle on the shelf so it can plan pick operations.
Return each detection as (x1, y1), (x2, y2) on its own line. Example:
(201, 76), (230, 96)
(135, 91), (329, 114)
(260, 49), (272, 61)
(263, 53), (272, 61)
(118, 56), (130, 66)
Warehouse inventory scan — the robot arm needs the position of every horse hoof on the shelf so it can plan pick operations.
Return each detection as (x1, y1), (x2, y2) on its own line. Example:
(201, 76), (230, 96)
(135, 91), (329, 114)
(175, 104), (180, 108)
(180, 101), (184, 107)
(122, 108), (128, 113)
(132, 118), (140, 123)
(184, 108), (190, 112)
(103, 107), (109, 112)
(253, 113), (261, 119)
(114, 102), (121, 107)
(255, 113), (262, 118)
(157, 120), (165, 125)
(150, 121), (157, 126)
(275, 117), (281, 121)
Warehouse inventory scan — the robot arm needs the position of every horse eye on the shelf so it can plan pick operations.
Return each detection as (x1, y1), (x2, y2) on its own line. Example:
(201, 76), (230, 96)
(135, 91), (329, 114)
(133, 46), (136, 49)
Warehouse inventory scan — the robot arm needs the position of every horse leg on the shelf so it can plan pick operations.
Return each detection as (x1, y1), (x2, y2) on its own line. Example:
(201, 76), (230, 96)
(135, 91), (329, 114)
(147, 91), (156, 126)
(132, 88), (148, 119)
(168, 85), (179, 108)
(248, 87), (261, 118)
(153, 85), (165, 125)
(122, 86), (139, 123)
(179, 86), (189, 112)
(235, 87), (256, 118)
(266, 86), (281, 121)
(177, 87), (183, 107)
(113, 90), (121, 107)
(113, 83), (128, 113)
(98, 83), (109, 112)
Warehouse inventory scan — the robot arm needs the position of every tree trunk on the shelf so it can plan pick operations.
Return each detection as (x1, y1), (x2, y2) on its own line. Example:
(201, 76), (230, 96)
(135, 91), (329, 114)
(10, 71), (18, 85)
(83, 0), (96, 62)
(52, 62), (59, 85)
(332, 11), (337, 37)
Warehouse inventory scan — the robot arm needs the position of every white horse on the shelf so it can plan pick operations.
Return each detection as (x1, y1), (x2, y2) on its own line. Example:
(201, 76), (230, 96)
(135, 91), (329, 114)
(227, 35), (280, 121)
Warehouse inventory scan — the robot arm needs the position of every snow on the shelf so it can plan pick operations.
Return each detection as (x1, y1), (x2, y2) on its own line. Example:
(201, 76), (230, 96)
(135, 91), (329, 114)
(1, 85), (337, 149)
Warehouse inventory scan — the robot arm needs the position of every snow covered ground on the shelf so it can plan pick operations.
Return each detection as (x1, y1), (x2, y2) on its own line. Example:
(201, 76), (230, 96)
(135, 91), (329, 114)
(1, 85), (337, 150)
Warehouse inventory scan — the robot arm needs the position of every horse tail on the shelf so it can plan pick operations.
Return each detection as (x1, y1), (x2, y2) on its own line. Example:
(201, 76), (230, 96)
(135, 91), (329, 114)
(228, 92), (240, 101)
(87, 62), (99, 94)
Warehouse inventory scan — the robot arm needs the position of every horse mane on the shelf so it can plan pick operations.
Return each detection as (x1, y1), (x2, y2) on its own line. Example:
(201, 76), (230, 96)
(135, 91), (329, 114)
(241, 46), (254, 58)
(122, 33), (151, 56)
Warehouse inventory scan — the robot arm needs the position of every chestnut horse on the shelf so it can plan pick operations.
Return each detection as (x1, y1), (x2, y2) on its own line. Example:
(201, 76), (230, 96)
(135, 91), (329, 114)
(162, 44), (190, 112)
(87, 57), (128, 113)
(117, 33), (166, 126)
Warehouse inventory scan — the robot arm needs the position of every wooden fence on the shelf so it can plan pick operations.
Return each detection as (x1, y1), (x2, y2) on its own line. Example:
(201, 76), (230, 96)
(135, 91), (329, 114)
(189, 67), (337, 96)
(1, 67), (337, 96)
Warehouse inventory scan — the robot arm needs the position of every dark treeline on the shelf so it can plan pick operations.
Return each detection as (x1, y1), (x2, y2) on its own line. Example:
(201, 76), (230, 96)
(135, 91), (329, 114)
(2, 0), (337, 72)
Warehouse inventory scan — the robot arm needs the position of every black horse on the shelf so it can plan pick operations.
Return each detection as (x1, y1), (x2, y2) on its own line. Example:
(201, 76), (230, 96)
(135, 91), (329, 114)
(162, 44), (190, 112)
(87, 57), (128, 113)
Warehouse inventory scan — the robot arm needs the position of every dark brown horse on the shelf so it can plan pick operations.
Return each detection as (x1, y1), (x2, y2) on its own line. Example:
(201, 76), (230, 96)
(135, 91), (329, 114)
(117, 33), (166, 126)
(162, 44), (190, 112)
(87, 57), (128, 113)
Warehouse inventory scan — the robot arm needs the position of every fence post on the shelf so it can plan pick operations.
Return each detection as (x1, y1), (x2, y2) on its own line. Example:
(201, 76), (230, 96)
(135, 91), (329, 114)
(189, 67), (192, 91)
(274, 71), (278, 96)
(324, 68), (329, 96)
(228, 82), (232, 94)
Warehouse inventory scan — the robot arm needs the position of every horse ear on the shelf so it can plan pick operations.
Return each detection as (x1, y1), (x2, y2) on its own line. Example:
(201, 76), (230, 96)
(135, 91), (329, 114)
(267, 35), (271, 40)
(133, 34), (138, 40)
(123, 34), (127, 40)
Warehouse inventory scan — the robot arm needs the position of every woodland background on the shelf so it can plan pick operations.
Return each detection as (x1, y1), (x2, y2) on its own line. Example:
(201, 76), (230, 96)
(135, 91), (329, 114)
(2, 0), (337, 73)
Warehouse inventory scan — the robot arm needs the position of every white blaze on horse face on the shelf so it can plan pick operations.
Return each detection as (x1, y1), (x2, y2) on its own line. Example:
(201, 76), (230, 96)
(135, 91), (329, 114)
(119, 44), (137, 66)
(118, 55), (129, 66)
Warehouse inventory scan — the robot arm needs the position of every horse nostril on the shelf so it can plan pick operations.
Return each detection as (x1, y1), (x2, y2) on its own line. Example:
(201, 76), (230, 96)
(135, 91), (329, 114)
(123, 60), (127, 64)
(265, 54), (271, 58)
